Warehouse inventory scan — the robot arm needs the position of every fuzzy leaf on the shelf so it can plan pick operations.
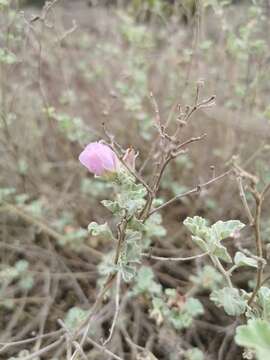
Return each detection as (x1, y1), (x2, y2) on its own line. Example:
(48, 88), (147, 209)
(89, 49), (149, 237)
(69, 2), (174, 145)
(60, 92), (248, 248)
(184, 348), (204, 360)
(235, 319), (270, 360)
(234, 252), (258, 268)
(184, 217), (244, 263)
(257, 287), (270, 321)
(211, 220), (245, 240)
(88, 222), (114, 240)
(184, 298), (204, 317)
(120, 264), (136, 282)
(212, 242), (232, 263)
(210, 287), (247, 316)
(133, 266), (162, 295)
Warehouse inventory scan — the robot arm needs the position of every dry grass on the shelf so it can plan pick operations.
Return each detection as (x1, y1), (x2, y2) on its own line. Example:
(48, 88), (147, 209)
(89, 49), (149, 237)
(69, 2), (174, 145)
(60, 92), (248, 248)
(0, 1), (270, 359)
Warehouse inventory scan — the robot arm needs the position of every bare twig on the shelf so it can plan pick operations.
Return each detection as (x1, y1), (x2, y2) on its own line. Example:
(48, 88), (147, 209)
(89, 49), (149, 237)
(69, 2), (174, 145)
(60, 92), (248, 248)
(142, 251), (208, 262)
(103, 272), (121, 345)
(148, 170), (232, 217)
(247, 189), (265, 306)
(86, 337), (124, 360)
(236, 175), (254, 225)
(234, 165), (269, 305)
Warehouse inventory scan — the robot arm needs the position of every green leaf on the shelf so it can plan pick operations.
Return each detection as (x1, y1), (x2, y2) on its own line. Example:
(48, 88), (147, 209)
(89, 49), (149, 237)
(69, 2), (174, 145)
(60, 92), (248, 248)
(122, 230), (142, 263)
(190, 265), (223, 290)
(257, 287), (270, 321)
(184, 216), (209, 240)
(211, 220), (245, 240)
(144, 213), (166, 238)
(128, 217), (145, 232)
(210, 287), (247, 316)
(101, 199), (122, 214)
(235, 320), (270, 360)
(133, 266), (162, 295)
(212, 242), (232, 263)
(184, 348), (204, 360)
(234, 252), (258, 268)
(191, 235), (208, 252)
(15, 260), (29, 273)
(184, 217), (244, 263)
(0, 187), (16, 202)
(19, 275), (34, 290)
(0, 49), (17, 64)
(88, 222), (114, 241)
(184, 298), (204, 317)
(120, 264), (136, 282)
(64, 307), (89, 331)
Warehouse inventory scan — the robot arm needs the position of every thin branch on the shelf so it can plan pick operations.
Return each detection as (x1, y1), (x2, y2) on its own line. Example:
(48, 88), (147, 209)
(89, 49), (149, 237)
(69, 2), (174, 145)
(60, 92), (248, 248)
(173, 133), (207, 154)
(0, 330), (63, 352)
(261, 182), (270, 199)
(86, 337), (124, 360)
(236, 176), (254, 225)
(148, 170), (232, 217)
(103, 272), (121, 345)
(142, 251), (208, 262)
(248, 193), (265, 306)
(18, 338), (64, 360)
(149, 91), (162, 131)
(212, 257), (233, 289)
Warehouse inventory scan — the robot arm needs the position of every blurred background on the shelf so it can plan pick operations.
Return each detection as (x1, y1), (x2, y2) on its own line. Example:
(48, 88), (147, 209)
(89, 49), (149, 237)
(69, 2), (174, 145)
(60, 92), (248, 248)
(0, 0), (270, 359)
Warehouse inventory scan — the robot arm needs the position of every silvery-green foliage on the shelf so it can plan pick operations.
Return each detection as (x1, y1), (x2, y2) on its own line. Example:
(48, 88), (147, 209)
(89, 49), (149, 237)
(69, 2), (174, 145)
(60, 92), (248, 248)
(44, 107), (90, 145)
(0, 260), (34, 305)
(64, 307), (89, 331)
(131, 266), (162, 296)
(144, 212), (167, 238)
(0, 187), (16, 203)
(184, 348), (204, 360)
(257, 287), (270, 321)
(101, 170), (147, 216)
(98, 253), (118, 278)
(0, 260), (33, 289)
(190, 265), (223, 291)
(15, 260), (34, 291)
(88, 222), (115, 241)
(121, 230), (143, 264)
(234, 252), (258, 269)
(115, 171), (147, 216)
(184, 216), (245, 263)
(0, 48), (17, 65)
(247, 287), (270, 322)
(210, 287), (247, 316)
(235, 319), (270, 360)
(60, 228), (88, 250)
(118, 231), (144, 282)
(151, 289), (204, 331)
(95, 169), (166, 283)
(81, 178), (112, 197)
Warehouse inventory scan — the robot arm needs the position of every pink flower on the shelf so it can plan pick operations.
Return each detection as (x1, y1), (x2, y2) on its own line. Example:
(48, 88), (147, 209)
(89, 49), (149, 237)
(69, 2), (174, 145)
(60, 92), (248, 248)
(79, 142), (119, 176)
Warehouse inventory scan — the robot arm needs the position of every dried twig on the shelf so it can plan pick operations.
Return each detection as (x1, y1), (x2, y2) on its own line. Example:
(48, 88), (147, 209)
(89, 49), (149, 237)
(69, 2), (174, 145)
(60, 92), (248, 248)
(148, 170), (232, 217)
(103, 272), (121, 345)
(142, 251), (208, 262)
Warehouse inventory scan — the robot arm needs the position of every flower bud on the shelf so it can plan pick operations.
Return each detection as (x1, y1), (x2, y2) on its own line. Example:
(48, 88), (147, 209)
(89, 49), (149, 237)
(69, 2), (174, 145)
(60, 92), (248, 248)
(123, 147), (137, 171)
(79, 142), (119, 176)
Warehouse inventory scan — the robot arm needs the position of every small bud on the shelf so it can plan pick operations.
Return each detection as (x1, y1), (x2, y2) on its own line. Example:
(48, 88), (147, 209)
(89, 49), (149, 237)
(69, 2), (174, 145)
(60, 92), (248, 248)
(123, 147), (137, 171)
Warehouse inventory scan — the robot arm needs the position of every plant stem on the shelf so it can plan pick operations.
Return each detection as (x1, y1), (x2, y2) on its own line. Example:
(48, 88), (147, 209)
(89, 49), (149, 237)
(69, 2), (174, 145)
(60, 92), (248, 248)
(248, 194), (264, 305)
(212, 256), (233, 288)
